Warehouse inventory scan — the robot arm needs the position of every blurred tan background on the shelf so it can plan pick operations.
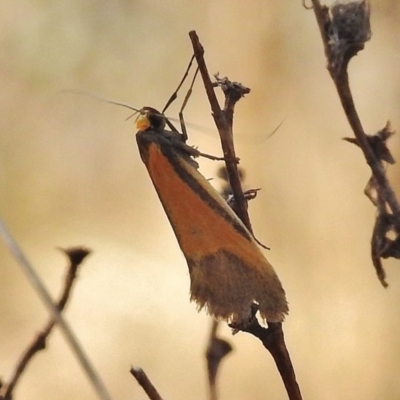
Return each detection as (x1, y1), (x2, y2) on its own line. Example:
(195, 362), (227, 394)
(1, 0), (400, 399)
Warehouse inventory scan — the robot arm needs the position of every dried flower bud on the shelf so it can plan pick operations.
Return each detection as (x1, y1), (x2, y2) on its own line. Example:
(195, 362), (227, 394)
(327, 0), (371, 73)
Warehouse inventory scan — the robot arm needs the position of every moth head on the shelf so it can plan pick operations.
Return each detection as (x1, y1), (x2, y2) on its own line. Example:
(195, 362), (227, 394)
(136, 107), (166, 132)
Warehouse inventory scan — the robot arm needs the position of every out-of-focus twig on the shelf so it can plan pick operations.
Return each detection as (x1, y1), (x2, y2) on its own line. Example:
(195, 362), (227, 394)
(0, 247), (91, 399)
(130, 367), (164, 400)
(206, 320), (233, 400)
(308, 0), (400, 286)
(0, 216), (112, 400)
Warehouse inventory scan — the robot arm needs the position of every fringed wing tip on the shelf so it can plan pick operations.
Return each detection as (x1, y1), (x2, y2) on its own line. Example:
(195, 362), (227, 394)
(190, 294), (288, 324)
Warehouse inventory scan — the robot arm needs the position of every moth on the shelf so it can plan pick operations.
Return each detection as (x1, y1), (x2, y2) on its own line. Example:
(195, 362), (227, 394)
(135, 107), (288, 323)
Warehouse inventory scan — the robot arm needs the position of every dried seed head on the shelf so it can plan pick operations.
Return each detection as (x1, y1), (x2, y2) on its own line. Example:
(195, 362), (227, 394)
(327, 0), (371, 73)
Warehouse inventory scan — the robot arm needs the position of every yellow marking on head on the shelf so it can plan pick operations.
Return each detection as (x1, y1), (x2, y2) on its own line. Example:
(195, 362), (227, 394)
(136, 114), (150, 131)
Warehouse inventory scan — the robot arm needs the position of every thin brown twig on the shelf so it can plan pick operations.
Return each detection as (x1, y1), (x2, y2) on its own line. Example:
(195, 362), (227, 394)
(311, 0), (400, 216)
(232, 311), (300, 400)
(228, 304), (302, 400)
(309, 0), (400, 286)
(334, 69), (400, 225)
(130, 367), (164, 400)
(188, 31), (253, 234)
(189, 30), (302, 400)
(0, 247), (91, 400)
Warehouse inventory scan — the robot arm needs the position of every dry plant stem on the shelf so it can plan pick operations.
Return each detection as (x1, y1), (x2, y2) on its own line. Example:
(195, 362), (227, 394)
(189, 30), (302, 400)
(239, 319), (301, 400)
(188, 30), (253, 233)
(0, 247), (91, 400)
(310, 0), (400, 285)
(334, 71), (400, 228)
(130, 367), (164, 400)
(335, 72), (400, 227)
(206, 320), (233, 400)
(310, 0), (400, 229)
(371, 183), (390, 285)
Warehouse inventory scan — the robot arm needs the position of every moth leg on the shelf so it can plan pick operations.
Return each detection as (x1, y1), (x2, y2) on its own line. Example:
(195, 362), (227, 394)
(179, 66), (199, 142)
(162, 54), (196, 115)
(185, 143), (239, 163)
(197, 150), (226, 161)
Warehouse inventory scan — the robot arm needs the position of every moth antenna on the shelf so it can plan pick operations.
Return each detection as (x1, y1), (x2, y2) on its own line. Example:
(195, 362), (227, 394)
(59, 89), (142, 113)
(101, 99), (141, 113)
(125, 111), (141, 121)
(262, 117), (287, 142)
(61, 89), (184, 132)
